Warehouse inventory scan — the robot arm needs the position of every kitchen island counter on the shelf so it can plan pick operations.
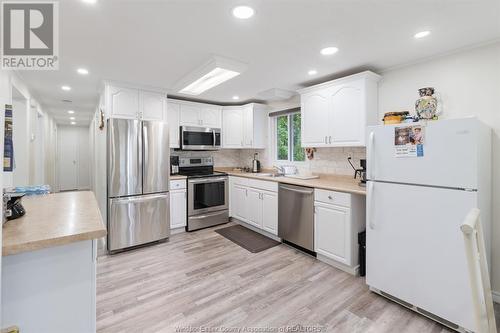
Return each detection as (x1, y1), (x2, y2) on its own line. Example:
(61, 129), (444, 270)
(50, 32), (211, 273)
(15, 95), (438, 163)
(2, 191), (106, 256)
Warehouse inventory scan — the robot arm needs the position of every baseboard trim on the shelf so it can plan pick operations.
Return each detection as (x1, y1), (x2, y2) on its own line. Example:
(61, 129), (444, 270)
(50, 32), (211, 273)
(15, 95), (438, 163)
(492, 290), (500, 304)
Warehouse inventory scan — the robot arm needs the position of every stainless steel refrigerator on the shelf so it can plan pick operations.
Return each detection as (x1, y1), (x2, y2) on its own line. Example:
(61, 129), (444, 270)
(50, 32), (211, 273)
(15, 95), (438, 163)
(107, 118), (170, 252)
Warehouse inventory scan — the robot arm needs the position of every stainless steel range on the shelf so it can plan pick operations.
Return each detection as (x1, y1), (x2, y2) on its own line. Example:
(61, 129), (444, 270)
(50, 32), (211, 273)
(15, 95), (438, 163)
(178, 157), (229, 231)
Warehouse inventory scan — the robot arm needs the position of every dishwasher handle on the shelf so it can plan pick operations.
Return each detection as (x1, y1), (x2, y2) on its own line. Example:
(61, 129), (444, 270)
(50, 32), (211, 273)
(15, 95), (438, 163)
(280, 184), (314, 195)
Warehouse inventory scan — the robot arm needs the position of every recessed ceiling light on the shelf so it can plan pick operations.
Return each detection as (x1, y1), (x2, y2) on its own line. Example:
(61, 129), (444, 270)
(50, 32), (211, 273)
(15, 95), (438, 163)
(77, 68), (89, 75)
(61, 85), (71, 91)
(232, 6), (254, 19)
(414, 30), (431, 39)
(70, 121), (76, 125)
(232, 95), (240, 100)
(67, 110), (75, 114)
(308, 69), (318, 75)
(70, 117), (75, 120)
(81, 0), (97, 4)
(320, 47), (339, 56)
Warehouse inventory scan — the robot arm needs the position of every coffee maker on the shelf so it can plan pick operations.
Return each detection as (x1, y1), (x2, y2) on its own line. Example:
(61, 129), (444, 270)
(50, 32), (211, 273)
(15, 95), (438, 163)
(348, 157), (367, 186)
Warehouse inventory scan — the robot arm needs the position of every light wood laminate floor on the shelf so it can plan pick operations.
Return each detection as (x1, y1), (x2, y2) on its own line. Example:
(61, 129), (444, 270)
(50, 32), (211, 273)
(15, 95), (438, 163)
(97, 224), (499, 332)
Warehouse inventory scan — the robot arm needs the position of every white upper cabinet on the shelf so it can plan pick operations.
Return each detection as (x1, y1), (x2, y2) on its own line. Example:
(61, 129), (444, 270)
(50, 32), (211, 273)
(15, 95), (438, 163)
(301, 89), (331, 147)
(222, 107), (244, 148)
(166, 100), (180, 148)
(179, 104), (201, 126)
(141, 91), (166, 121)
(108, 86), (139, 119)
(201, 106), (222, 128)
(222, 103), (267, 149)
(299, 71), (380, 147)
(105, 83), (166, 122)
(178, 101), (222, 128)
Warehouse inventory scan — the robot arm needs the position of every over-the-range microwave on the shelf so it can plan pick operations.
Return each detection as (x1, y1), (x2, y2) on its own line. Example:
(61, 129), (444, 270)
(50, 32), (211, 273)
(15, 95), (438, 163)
(179, 126), (221, 150)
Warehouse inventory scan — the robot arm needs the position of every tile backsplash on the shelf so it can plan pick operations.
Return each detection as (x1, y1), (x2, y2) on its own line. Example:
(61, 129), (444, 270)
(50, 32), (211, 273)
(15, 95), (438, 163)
(172, 147), (366, 176)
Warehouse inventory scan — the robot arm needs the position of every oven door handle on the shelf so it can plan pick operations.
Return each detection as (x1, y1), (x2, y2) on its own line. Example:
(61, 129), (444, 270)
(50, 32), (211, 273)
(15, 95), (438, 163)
(213, 130), (216, 147)
(188, 177), (228, 184)
(189, 210), (228, 220)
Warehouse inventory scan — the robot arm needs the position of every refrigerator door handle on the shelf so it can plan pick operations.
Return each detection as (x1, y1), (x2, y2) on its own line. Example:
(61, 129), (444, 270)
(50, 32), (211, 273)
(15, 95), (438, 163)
(367, 181), (375, 229)
(368, 131), (375, 180)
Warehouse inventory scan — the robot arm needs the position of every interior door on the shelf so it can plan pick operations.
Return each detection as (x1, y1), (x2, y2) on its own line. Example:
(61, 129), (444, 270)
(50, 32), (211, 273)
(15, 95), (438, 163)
(367, 118), (480, 189)
(366, 181), (476, 331)
(58, 127), (78, 191)
(143, 121), (170, 194)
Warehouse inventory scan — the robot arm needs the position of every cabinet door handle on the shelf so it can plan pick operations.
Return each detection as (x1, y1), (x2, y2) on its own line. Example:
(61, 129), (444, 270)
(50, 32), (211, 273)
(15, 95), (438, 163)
(328, 195), (333, 200)
(329, 136), (332, 144)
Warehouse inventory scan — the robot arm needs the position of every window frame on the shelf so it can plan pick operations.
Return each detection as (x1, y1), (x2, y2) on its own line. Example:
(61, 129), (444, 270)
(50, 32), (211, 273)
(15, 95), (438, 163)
(272, 111), (305, 164)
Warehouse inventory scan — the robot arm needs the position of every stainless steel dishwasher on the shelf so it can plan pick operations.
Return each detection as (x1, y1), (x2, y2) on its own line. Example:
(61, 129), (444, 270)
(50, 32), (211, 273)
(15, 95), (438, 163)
(278, 183), (314, 252)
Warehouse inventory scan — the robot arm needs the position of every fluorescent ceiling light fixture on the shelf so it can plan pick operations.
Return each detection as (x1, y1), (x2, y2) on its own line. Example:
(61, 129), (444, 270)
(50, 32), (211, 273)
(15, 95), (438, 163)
(414, 30), (431, 39)
(308, 69), (317, 75)
(61, 85), (71, 91)
(232, 95), (240, 100)
(177, 55), (247, 96)
(77, 68), (89, 75)
(232, 6), (254, 19)
(67, 110), (75, 114)
(320, 47), (339, 55)
(70, 121), (76, 125)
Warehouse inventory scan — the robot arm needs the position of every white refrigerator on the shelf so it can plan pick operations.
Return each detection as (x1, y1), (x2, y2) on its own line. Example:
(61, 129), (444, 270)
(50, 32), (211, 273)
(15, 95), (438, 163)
(366, 117), (491, 332)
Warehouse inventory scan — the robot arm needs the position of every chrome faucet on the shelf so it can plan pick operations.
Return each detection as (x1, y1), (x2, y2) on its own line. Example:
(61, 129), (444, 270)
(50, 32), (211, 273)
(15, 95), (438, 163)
(273, 165), (285, 176)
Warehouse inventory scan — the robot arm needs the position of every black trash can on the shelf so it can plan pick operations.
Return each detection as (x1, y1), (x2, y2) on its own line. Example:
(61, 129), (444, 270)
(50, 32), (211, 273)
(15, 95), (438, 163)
(358, 231), (366, 277)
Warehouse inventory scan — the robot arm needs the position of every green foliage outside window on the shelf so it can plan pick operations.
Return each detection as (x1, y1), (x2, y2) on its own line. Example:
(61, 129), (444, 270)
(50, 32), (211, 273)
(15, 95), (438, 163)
(276, 113), (304, 162)
(277, 115), (288, 160)
(292, 113), (305, 162)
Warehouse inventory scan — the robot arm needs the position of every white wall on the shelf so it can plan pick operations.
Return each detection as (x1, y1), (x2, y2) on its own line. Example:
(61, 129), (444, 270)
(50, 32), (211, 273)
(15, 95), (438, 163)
(0, 69), (9, 329)
(3, 73), (57, 190)
(378, 42), (500, 294)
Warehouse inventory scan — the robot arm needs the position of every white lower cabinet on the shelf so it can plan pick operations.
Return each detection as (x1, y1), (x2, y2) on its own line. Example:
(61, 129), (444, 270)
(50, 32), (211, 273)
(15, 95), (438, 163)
(229, 176), (278, 236)
(261, 191), (278, 235)
(170, 180), (187, 230)
(315, 203), (350, 265)
(314, 189), (365, 275)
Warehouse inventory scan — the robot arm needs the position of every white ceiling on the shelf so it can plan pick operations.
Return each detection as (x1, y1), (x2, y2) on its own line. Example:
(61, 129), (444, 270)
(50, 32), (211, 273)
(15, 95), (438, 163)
(17, 0), (500, 125)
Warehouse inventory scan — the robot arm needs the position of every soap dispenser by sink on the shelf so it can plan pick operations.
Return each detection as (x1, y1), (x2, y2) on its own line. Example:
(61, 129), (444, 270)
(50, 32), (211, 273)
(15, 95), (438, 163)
(252, 153), (261, 173)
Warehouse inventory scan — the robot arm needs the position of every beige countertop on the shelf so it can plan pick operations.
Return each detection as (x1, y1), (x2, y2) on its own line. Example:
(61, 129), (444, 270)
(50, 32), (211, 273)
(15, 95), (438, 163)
(2, 191), (107, 256)
(217, 168), (366, 196)
(170, 175), (187, 180)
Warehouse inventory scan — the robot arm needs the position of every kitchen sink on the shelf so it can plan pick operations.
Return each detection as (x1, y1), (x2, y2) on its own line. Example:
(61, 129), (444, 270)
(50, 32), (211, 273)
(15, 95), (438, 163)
(255, 173), (282, 177)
